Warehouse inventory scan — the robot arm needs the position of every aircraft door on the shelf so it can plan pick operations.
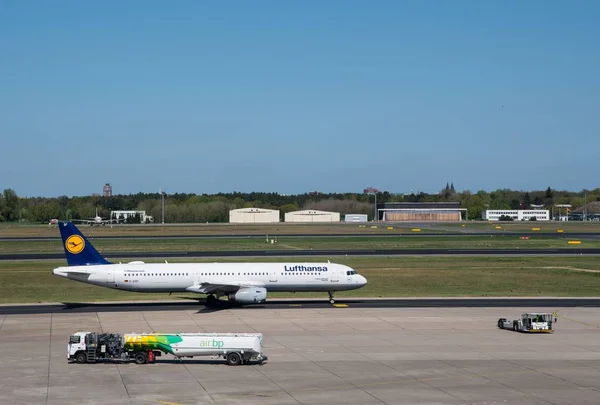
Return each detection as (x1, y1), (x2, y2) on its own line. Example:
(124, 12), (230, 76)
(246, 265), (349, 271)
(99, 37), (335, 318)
(330, 269), (339, 282)
(106, 270), (115, 284)
(270, 271), (277, 282)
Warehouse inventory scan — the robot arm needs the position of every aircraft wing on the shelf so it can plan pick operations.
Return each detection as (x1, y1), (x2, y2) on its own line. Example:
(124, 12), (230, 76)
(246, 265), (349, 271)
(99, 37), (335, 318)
(185, 280), (265, 295)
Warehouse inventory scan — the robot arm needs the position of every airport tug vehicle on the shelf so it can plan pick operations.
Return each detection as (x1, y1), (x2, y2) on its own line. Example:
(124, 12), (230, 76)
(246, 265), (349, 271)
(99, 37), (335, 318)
(497, 313), (555, 333)
(68, 331), (268, 366)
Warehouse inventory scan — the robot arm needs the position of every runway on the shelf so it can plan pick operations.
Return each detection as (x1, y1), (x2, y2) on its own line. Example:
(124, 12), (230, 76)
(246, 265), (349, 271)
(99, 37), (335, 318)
(2, 247), (600, 261)
(2, 231), (600, 241)
(2, 297), (600, 315)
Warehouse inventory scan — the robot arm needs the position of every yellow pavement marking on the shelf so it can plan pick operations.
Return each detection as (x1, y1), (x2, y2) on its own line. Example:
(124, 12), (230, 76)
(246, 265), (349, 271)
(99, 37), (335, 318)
(152, 400), (184, 405)
(554, 310), (600, 329)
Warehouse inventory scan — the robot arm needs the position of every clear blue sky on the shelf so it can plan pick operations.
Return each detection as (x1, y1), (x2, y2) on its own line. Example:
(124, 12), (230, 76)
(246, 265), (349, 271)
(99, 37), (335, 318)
(1, 0), (598, 197)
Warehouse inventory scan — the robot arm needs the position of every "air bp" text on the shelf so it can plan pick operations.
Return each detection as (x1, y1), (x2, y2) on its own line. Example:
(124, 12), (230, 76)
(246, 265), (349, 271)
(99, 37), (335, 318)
(199, 339), (224, 348)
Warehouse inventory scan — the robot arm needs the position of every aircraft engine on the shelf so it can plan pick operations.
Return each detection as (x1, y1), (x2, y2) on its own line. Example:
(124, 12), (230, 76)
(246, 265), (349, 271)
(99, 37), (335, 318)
(230, 287), (267, 304)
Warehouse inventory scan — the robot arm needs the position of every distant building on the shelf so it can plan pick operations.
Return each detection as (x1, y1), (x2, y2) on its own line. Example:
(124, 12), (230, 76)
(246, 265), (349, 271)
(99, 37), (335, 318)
(285, 210), (340, 223)
(344, 214), (368, 222)
(103, 183), (112, 197)
(110, 210), (154, 223)
(482, 210), (550, 221)
(229, 208), (280, 223)
(378, 202), (463, 222)
(571, 201), (600, 221)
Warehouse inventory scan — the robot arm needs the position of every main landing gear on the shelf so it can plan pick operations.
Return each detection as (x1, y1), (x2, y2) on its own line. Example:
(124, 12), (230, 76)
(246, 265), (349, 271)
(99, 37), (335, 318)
(328, 291), (335, 305)
(205, 293), (234, 308)
(206, 294), (218, 306)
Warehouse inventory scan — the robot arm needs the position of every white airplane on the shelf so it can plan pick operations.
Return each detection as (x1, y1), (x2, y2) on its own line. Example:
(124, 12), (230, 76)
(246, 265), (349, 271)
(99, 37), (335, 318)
(71, 208), (123, 226)
(52, 222), (367, 306)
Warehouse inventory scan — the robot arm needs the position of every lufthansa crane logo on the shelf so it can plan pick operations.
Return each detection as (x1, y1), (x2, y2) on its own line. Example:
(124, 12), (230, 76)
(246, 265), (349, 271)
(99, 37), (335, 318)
(65, 235), (85, 254)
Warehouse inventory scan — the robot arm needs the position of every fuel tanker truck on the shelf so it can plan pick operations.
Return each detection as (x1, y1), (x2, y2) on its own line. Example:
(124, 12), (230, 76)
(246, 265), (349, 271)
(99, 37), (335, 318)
(67, 331), (267, 366)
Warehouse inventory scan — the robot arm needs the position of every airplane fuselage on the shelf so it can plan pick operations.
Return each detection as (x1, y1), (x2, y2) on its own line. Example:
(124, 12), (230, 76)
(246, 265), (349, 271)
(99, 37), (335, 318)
(52, 262), (367, 294)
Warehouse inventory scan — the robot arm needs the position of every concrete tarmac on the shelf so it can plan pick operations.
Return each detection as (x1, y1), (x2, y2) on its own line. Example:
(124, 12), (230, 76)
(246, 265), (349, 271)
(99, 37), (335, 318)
(1, 306), (600, 405)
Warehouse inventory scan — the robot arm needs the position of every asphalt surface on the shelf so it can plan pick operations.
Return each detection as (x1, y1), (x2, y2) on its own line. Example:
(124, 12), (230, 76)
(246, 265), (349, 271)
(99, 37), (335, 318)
(2, 247), (600, 261)
(2, 232), (600, 240)
(3, 297), (600, 315)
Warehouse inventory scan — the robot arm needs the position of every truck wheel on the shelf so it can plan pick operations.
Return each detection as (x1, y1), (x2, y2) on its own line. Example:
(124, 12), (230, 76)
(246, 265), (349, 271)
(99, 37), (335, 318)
(75, 353), (87, 364)
(226, 352), (241, 366)
(135, 352), (147, 365)
(497, 319), (503, 329)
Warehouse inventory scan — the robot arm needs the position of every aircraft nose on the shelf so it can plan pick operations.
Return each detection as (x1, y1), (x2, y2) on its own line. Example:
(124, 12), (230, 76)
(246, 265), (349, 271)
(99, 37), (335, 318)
(359, 275), (367, 286)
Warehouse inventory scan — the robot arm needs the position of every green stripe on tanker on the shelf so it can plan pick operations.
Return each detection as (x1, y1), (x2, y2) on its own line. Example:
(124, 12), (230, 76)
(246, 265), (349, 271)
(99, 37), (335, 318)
(123, 334), (183, 355)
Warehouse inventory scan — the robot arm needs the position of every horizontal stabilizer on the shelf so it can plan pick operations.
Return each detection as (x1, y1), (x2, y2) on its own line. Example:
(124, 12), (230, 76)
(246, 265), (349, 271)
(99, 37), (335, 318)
(52, 268), (91, 278)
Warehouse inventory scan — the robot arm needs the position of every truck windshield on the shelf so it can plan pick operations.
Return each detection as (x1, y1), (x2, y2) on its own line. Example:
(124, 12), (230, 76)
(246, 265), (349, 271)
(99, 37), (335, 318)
(69, 335), (80, 344)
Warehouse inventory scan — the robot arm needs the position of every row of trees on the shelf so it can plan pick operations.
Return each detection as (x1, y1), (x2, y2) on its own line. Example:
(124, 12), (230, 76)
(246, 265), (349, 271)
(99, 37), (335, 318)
(0, 186), (598, 224)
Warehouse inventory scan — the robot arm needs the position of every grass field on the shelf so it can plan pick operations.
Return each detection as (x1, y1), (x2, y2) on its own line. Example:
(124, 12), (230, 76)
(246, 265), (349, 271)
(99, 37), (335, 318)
(0, 223), (439, 237)
(1, 235), (598, 255)
(2, 256), (600, 303)
(1, 220), (599, 238)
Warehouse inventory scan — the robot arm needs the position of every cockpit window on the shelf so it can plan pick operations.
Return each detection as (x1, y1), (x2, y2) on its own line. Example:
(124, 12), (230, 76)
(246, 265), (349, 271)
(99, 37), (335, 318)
(346, 270), (357, 275)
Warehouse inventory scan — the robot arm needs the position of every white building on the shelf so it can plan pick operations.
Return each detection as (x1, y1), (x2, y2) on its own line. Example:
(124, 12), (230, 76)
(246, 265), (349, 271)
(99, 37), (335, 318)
(110, 210), (154, 223)
(344, 214), (368, 222)
(285, 210), (340, 223)
(482, 210), (550, 221)
(229, 208), (280, 223)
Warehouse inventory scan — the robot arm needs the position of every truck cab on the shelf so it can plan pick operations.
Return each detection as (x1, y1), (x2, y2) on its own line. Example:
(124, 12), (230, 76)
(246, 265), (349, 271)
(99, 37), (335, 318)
(68, 331), (92, 362)
(518, 313), (554, 332)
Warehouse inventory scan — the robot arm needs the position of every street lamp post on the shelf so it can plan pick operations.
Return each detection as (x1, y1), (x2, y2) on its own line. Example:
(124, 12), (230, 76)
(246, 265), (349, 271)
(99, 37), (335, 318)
(369, 192), (378, 221)
(374, 192), (377, 221)
(584, 191), (587, 222)
(160, 188), (165, 224)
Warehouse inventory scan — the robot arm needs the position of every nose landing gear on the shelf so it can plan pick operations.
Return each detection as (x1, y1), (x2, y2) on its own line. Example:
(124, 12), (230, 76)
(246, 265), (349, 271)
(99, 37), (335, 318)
(328, 291), (335, 305)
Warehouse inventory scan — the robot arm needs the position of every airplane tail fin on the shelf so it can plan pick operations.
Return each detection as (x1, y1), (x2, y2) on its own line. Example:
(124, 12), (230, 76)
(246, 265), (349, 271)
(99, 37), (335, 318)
(58, 222), (111, 266)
